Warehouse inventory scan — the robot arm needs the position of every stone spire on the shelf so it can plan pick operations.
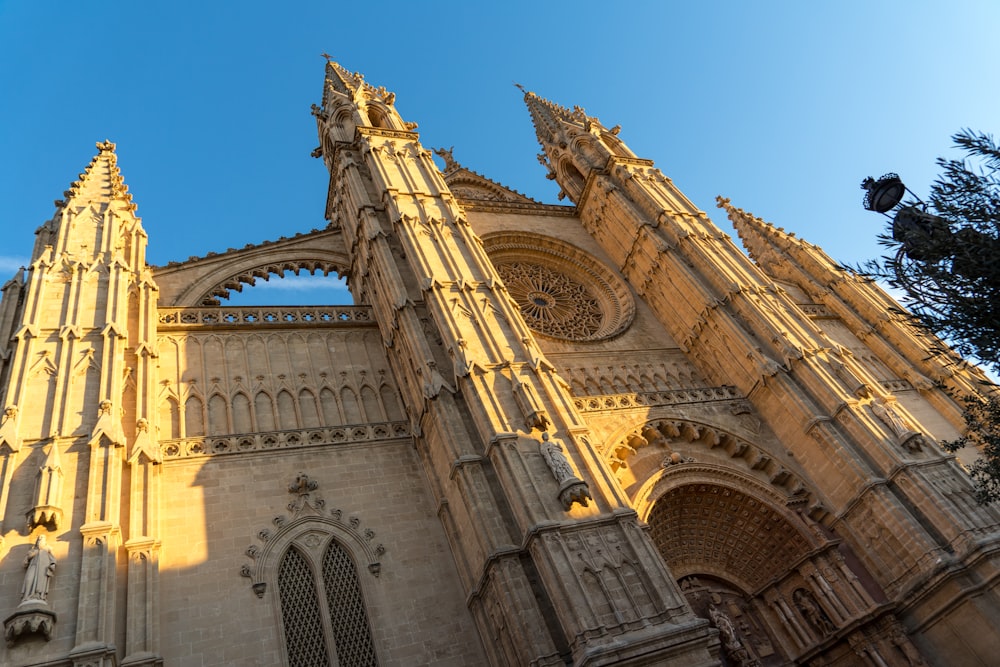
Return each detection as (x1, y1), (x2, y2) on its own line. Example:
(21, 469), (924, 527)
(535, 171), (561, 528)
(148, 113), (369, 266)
(521, 87), (635, 201)
(320, 58), (398, 115)
(717, 196), (987, 419)
(56, 141), (136, 212)
(521, 88), (585, 145)
(717, 196), (836, 277)
(32, 141), (145, 266)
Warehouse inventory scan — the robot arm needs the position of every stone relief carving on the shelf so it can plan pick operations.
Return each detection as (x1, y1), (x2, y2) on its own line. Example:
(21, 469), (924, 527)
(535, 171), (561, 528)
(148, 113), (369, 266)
(26, 444), (63, 531)
(0, 405), (22, 452)
(793, 587), (835, 636)
(4, 534), (58, 647)
(539, 433), (591, 510)
(20, 535), (56, 604)
(709, 604), (761, 667)
(869, 397), (923, 452)
(240, 474), (386, 597)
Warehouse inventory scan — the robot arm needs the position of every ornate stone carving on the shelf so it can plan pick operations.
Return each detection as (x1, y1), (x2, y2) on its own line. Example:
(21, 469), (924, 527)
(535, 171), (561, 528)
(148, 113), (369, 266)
(498, 261), (603, 340)
(20, 535), (56, 604)
(539, 433), (591, 510)
(27, 444), (63, 531)
(3, 607), (56, 647)
(158, 305), (372, 328)
(5, 535), (58, 647)
(708, 604), (760, 667)
(869, 396), (923, 451)
(160, 421), (410, 460)
(0, 405), (21, 452)
(793, 587), (835, 636)
(484, 233), (635, 342)
(241, 476), (386, 595)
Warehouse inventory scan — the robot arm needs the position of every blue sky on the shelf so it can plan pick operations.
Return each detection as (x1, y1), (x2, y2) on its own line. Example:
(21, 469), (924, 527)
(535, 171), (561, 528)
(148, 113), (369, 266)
(1, 2), (997, 306)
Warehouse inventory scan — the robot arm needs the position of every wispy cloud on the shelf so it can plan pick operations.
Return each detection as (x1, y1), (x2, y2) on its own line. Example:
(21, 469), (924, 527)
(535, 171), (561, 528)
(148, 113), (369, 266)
(219, 274), (352, 306)
(0, 256), (29, 274)
(231, 275), (348, 292)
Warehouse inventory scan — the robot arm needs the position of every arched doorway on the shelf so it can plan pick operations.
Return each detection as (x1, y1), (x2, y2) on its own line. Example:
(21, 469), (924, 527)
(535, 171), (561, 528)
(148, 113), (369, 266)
(647, 483), (813, 665)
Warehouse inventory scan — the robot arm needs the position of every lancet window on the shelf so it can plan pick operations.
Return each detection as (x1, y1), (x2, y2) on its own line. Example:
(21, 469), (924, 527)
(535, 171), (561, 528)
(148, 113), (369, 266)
(277, 536), (378, 667)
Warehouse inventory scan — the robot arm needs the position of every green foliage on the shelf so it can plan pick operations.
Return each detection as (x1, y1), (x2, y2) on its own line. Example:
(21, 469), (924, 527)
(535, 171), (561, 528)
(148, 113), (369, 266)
(860, 129), (1000, 371)
(943, 394), (1000, 504)
(861, 130), (1000, 504)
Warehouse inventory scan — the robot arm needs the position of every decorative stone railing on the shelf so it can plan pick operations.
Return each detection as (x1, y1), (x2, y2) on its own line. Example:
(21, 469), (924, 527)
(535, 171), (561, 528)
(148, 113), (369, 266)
(160, 421), (410, 460)
(573, 386), (741, 412)
(157, 306), (374, 328)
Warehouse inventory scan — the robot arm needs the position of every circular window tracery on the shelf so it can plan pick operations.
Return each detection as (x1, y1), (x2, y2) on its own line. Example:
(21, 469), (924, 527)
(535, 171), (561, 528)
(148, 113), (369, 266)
(496, 262), (604, 339)
(484, 233), (634, 342)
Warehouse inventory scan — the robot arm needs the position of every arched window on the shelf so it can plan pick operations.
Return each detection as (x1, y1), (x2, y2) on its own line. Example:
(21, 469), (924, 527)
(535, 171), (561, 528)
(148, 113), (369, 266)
(276, 536), (379, 667)
(279, 547), (331, 666)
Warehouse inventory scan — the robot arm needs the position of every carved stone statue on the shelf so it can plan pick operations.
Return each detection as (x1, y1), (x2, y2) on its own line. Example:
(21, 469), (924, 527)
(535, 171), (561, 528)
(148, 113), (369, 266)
(539, 433), (592, 510)
(540, 433), (575, 485)
(870, 397), (917, 441)
(709, 604), (738, 647)
(708, 604), (760, 667)
(21, 534), (56, 604)
(793, 588), (835, 635)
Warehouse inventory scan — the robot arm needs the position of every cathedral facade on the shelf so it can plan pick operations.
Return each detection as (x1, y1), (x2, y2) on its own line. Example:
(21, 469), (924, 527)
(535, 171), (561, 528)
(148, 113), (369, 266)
(0, 61), (998, 666)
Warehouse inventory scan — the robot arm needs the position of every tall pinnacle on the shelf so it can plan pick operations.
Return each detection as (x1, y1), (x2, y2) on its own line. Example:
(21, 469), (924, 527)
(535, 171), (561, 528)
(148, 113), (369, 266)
(56, 141), (136, 213)
(32, 142), (145, 264)
(520, 88), (591, 146)
(717, 196), (818, 270)
(320, 59), (396, 112)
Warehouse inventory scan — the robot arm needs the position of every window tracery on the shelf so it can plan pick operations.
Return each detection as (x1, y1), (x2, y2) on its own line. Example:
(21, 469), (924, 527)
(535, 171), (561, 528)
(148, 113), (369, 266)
(241, 474), (384, 666)
(496, 261), (603, 340)
(484, 233), (634, 342)
(279, 547), (331, 667)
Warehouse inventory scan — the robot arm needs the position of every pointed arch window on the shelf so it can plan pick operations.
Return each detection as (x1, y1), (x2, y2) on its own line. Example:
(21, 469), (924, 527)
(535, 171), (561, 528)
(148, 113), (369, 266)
(276, 537), (379, 667)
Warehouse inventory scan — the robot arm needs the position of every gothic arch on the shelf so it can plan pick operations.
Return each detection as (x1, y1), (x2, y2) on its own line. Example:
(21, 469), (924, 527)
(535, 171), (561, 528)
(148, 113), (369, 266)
(603, 416), (822, 521)
(242, 476), (386, 667)
(164, 246), (352, 307)
(646, 477), (815, 593)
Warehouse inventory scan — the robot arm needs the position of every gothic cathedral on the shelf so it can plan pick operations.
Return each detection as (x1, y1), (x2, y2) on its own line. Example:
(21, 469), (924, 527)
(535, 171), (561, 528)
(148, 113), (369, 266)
(0, 60), (998, 667)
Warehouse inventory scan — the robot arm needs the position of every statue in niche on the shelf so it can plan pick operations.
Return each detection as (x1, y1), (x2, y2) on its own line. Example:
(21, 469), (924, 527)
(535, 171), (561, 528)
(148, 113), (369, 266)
(20, 534), (56, 605)
(870, 397), (918, 442)
(539, 433), (591, 510)
(708, 604), (760, 667)
(540, 432), (576, 484)
(793, 588), (835, 635)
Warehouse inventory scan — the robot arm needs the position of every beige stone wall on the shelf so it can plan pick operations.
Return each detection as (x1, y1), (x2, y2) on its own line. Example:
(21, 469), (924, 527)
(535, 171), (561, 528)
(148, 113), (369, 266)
(158, 439), (485, 666)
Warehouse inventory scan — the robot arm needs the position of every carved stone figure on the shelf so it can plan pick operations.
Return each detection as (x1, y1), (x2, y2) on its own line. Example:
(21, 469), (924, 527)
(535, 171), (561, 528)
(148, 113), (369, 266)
(870, 397), (917, 441)
(21, 534), (56, 604)
(794, 588), (835, 635)
(539, 433), (592, 509)
(540, 433), (575, 484)
(708, 604), (760, 667)
(708, 604), (738, 647)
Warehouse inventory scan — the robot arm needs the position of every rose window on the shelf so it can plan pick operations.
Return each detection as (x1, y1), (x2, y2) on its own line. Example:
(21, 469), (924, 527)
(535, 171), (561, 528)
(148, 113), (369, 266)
(497, 262), (604, 339)
(484, 234), (634, 343)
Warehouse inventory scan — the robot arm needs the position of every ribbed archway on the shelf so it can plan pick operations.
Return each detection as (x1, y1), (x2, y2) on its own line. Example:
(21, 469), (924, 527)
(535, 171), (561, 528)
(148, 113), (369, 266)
(648, 483), (812, 592)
